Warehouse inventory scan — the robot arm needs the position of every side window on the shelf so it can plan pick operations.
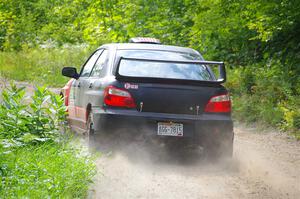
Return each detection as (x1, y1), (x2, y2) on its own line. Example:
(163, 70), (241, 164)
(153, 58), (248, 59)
(90, 50), (108, 77)
(80, 50), (103, 77)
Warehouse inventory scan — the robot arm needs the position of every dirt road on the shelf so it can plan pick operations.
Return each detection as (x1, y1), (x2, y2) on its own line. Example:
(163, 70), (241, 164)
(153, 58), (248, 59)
(88, 125), (300, 199)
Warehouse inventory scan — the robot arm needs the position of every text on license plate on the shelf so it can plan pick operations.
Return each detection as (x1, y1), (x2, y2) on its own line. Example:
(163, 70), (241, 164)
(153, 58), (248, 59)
(157, 122), (183, 137)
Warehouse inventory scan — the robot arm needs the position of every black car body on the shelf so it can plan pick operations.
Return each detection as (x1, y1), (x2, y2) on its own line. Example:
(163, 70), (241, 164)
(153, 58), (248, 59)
(62, 39), (234, 157)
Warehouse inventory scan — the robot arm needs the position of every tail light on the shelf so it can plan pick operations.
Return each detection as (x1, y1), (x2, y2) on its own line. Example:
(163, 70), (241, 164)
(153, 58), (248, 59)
(104, 86), (136, 108)
(205, 93), (231, 113)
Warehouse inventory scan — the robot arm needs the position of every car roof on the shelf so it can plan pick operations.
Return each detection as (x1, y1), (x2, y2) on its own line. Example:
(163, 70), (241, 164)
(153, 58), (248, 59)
(98, 43), (201, 56)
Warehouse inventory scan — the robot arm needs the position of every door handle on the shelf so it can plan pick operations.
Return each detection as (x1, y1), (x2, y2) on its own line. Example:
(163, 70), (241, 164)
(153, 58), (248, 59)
(89, 83), (93, 89)
(77, 82), (81, 88)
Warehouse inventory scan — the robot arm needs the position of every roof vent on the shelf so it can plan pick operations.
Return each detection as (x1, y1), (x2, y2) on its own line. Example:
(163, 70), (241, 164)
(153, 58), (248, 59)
(129, 37), (161, 44)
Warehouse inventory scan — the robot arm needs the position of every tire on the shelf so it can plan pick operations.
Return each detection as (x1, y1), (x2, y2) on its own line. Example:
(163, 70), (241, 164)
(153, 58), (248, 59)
(86, 112), (95, 147)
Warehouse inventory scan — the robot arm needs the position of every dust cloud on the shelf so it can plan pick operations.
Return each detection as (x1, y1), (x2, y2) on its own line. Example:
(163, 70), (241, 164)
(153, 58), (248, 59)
(86, 125), (300, 199)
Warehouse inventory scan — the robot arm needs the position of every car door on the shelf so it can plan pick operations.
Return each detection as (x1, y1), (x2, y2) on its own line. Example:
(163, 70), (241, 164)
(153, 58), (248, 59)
(74, 49), (103, 128)
(83, 49), (109, 109)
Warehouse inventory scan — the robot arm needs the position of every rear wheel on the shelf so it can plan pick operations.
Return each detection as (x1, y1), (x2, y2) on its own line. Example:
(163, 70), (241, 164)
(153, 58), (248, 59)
(86, 112), (95, 147)
(86, 112), (112, 149)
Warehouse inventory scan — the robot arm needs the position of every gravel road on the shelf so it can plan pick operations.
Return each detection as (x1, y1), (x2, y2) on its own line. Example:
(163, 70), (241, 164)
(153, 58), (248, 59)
(88, 125), (300, 199)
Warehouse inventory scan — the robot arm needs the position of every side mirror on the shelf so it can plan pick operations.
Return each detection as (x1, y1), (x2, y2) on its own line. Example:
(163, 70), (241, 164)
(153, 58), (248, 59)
(217, 63), (226, 83)
(62, 67), (79, 79)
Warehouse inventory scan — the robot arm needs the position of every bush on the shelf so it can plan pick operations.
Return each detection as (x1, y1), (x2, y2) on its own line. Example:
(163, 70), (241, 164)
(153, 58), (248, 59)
(0, 84), (96, 198)
(0, 84), (65, 145)
(227, 60), (300, 138)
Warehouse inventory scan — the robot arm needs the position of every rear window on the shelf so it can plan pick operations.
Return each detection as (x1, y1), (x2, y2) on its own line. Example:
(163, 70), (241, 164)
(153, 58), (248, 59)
(116, 50), (213, 81)
(117, 49), (202, 61)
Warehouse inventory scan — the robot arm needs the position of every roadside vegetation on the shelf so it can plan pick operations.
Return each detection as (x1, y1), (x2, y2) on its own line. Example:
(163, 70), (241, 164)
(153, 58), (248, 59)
(0, 85), (96, 198)
(0, 46), (91, 87)
(0, 0), (299, 138)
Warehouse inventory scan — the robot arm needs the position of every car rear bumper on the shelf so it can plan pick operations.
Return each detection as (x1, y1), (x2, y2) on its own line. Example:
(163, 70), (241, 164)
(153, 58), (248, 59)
(92, 108), (233, 142)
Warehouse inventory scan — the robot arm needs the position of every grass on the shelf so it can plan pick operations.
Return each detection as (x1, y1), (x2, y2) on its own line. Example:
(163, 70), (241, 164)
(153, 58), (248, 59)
(0, 46), (92, 87)
(0, 141), (96, 198)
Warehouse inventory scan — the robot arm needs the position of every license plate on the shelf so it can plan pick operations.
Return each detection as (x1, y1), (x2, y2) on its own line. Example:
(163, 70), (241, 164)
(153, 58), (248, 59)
(157, 122), (183, 137)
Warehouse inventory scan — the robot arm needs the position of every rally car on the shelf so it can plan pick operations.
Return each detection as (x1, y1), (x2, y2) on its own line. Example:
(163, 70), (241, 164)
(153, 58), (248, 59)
(61, 37), (234, 157)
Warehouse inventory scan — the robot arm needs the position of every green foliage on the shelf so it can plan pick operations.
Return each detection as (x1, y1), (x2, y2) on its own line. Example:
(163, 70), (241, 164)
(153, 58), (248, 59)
(1, 0), (300, 57)
(0, 85), (96, 198)
(227, 62), (300, 138)
(0, 84), (65, 145)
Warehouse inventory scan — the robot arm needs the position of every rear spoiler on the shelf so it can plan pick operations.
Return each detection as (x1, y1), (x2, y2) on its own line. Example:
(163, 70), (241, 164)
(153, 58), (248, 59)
(115, 56), (226, 85)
